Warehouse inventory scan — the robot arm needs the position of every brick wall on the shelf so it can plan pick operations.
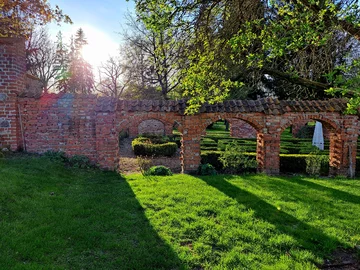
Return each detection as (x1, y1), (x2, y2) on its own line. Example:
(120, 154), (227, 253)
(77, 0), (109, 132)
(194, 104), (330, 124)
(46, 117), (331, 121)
(1, 37), (360, 177)
(0, 37), (26, 151)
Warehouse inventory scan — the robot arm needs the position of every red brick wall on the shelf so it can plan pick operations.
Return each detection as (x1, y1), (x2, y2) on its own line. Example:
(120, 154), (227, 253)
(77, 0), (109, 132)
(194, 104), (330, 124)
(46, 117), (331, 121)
(0, 38), (26, 151)
(1, 37), (360, 177)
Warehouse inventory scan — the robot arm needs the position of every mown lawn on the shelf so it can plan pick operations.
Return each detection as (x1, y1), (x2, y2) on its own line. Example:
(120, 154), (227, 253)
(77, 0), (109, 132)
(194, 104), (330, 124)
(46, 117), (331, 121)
(0, 156), (360, 269)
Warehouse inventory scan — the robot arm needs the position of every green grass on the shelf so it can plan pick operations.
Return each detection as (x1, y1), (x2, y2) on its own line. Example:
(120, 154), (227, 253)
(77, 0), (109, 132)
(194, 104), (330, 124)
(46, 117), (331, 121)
(1, 156), (360, 269)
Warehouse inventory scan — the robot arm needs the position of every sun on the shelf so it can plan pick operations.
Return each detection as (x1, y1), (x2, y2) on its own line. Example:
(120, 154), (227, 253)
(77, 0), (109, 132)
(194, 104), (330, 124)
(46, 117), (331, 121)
(76, 25), (120, 69)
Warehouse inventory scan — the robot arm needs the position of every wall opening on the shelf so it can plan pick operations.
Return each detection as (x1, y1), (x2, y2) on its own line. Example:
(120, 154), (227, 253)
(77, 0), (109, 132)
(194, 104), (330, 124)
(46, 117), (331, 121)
(280, 120), (331, 176)
(201, 119), (257, 173)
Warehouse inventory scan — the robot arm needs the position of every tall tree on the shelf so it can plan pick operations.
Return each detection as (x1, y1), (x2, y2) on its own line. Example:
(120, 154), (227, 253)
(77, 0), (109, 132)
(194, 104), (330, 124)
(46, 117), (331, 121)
(122, 14), (186, 99)
(54, 31), (70, 92)
(0, 0), (71, 37)
(66, 28), (94, 94)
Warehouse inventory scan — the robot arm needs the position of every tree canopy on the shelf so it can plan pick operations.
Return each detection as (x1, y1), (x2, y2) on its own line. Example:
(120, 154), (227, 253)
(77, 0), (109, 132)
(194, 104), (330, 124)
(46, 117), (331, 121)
(132, 0), (360, 113)
(0, 0), (71, 37)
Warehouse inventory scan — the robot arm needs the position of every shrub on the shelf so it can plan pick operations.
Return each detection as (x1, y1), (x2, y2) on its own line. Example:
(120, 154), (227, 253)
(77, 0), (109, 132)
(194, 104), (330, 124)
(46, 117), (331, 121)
(280, 154), (307, 173)
(43, 150), (67, 162)
(306, 150), (329, 176)
(201, 151), (223, 170)
(68, 155), (93, 169)
(132, 136), (178, 157)
(146, 165), (173, 176)
(219, 142), (257, 174)
(197, 163), (217, 175)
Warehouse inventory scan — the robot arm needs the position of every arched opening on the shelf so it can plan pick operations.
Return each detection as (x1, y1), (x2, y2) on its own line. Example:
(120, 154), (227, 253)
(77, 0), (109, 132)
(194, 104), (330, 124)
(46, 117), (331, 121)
(279, 117), (336, 176)
(200, 118), (258, 174)
(118, 118), (182, 174)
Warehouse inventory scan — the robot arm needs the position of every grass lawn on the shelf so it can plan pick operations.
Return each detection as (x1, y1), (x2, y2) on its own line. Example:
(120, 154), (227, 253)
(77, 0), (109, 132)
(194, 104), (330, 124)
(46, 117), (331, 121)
(1, 156), (360, 269)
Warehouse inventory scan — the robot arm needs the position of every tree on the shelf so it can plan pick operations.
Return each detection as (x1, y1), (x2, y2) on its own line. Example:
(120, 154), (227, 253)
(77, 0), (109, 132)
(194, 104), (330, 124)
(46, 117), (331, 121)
(134, 0), (360, 113)
(122, 14), (186, 100)
(96, 56), (130, 99)
(25, 27), (59, 92)
(0, 0), (71, 37)
(65, 28), (94, 94)
(54, 31), (70, 92)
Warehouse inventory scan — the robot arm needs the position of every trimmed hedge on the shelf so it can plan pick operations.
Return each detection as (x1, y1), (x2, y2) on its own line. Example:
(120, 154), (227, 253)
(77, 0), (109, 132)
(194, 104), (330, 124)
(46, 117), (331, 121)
(132, 137), (178, 157)
(201, 151), (332, 175)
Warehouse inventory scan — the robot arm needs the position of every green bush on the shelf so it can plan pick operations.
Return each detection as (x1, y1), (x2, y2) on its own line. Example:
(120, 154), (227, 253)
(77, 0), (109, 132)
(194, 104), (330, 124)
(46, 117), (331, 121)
(43, 150), (67, 162)
(219, 142), (257, 174)
(280, 154), (307, 173)
(280, 154), (329, 175)
(197, 163), (217, 176)
(201, 151), (223, 170)
(306, 151), (329, 176)
(146, 165), (173, 176)
(132, 136), (178, 157)
(68, 155), (93, 169)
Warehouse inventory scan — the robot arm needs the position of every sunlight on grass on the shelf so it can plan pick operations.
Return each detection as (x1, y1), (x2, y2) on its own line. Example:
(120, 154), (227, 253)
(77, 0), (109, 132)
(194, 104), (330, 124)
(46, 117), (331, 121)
(1, 156), (360, 269)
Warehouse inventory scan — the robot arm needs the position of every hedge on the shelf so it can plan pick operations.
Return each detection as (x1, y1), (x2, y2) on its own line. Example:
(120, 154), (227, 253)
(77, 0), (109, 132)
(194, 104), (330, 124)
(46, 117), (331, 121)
(201, 151), (335, 175)
(132, 137), (178, 157)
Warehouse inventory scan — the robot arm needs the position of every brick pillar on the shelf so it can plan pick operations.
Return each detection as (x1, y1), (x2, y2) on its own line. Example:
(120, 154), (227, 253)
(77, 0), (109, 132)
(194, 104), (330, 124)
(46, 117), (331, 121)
(329, 116), (358, 177)
(181, 116), (201, 173)
(95, 112), (119, 170)
(0, 38), (26, 151)
(257, 133), (281, 175)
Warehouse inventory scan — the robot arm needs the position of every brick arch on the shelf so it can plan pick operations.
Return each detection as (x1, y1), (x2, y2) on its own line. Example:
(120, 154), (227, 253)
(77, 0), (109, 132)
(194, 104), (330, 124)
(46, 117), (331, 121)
(200, 113), (263, 136)
(117, 119), (130, 134)
(279, 114), (341, 134)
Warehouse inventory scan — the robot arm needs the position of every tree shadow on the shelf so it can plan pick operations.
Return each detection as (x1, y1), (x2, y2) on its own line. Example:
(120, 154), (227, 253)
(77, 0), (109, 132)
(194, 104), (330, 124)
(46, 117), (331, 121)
(198, 175), (342, 264)
(52, 171), (184, 270)
(283, 177), (360, 205)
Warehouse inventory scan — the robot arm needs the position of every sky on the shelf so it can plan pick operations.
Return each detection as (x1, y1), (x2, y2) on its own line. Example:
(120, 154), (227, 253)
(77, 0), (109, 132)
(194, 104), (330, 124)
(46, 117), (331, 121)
(48, 0), (136, 69)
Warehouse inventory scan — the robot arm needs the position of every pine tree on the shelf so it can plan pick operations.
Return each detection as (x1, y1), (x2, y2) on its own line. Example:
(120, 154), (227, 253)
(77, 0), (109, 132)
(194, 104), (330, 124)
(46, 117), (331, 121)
(54, 31), (70, 92)
(66, 28), (94, 94)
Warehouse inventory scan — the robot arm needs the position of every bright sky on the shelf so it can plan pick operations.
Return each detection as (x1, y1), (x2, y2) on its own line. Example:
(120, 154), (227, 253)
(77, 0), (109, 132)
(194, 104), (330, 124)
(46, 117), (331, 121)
(48, 0), (135, 69)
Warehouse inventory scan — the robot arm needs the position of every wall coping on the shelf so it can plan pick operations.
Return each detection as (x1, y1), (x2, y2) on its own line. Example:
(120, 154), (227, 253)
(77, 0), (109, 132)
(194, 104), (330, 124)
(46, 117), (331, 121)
(18, 93), (349, 115)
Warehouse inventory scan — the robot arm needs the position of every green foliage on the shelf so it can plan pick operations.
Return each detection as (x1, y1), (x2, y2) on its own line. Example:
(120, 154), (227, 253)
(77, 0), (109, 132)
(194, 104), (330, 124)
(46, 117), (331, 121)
(43, 150), (93, 168)
(43, 150), (67, 163)
(306, 150), (329, 176)
(146, 165), (173, 176)
(67, 155), (93, 169)
(219, 142), (257, 174)
(132, 136), (178, 157)
(201, 151), (223, 170)
(197, 163), (217, 176)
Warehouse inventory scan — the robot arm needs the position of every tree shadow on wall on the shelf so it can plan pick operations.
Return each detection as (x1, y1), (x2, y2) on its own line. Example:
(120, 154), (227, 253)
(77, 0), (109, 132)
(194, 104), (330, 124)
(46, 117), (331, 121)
(197, 175), (342, 265)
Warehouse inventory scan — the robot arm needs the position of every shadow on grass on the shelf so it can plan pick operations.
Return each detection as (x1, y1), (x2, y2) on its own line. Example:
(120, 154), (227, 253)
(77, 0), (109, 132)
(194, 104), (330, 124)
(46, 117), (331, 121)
(0, 158), (183, 270)
(198, 175), (342, 264)
(62, 171), (184, 270)
(284, 177), (360, 204)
